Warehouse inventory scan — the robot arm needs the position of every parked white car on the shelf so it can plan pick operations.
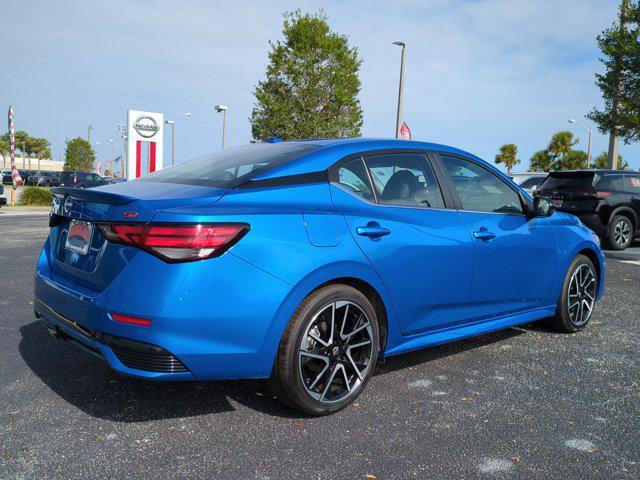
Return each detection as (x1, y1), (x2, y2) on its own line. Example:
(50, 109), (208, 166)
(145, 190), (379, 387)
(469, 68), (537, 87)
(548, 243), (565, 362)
(509, 172), (548, 195)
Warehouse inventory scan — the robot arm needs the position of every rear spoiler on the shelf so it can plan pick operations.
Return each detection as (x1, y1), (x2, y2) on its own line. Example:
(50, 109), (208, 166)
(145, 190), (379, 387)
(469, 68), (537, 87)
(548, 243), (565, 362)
(50, 187), (139, 205)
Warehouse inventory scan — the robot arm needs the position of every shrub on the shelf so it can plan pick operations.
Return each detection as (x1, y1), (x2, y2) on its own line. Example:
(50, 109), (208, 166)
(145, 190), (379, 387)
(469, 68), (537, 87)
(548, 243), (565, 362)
(20, 186), (52, 206)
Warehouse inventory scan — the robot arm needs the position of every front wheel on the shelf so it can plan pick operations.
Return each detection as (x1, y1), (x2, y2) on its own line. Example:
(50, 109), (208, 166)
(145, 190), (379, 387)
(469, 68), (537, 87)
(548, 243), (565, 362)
(553, 254), (598, 333)
(270, 284), (379, 416)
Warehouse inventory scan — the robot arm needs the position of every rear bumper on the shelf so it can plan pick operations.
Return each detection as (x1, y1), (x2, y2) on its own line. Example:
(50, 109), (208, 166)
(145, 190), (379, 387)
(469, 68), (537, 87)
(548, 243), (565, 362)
(34, 236), (292, 381)
(35, 299), (194, 380)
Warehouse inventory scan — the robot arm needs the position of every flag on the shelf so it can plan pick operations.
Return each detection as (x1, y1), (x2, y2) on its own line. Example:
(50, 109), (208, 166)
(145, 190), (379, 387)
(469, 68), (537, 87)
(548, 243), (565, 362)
(8, 106), (23, 189)
(400, 122), (411, 141)
(96, 159), (102, 175)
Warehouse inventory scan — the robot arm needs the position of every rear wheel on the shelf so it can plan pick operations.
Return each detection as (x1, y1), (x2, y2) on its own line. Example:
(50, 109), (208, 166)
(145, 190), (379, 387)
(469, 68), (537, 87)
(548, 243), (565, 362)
(607, 214), (633, 250)
(270, 284), (379, 415)
(552, 254), (597, 333)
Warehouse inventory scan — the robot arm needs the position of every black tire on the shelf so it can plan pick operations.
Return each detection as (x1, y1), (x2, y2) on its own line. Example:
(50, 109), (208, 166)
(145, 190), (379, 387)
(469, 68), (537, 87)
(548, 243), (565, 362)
(552, 254), (598, 333)
(607, 214), (633, 250)
(270, 284), (380, 416)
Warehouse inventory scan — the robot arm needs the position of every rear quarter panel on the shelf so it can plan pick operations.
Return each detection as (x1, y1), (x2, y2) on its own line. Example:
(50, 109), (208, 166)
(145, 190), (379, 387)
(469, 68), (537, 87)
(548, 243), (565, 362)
(153, 182), (401, 366)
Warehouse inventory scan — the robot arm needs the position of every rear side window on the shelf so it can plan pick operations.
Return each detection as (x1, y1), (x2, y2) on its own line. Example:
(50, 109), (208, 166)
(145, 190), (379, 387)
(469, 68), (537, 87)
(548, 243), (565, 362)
(624, 175), (640, 193)
(364, 153), (445, 208)
(142, 143), (320, 188)
(539, 173), (597, 190)
(597, 175), (624, 191)
(337, 158), (374, 202)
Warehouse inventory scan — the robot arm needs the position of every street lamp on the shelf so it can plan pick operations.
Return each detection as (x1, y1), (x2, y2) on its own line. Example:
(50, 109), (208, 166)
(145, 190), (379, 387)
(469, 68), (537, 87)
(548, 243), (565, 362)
(95, 141), (102, 174)
(118, 124), (127, 177)
(392, 41), (406, 139)
(568, 118), (592, 168)
(164, 113), (191, 166)
(87, 123), (93, 143)
(215, 105), (228, 150)
(107, 139), (114, 175)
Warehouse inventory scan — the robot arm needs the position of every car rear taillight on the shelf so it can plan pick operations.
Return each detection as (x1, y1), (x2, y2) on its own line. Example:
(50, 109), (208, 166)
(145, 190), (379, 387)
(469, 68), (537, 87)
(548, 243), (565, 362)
(596, 191), (612, 198)
(96, 223), (249, 262)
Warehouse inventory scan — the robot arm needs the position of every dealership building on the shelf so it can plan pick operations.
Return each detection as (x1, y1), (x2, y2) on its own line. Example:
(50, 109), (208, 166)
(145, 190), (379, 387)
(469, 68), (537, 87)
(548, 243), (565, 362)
(1, 155), (64, 172)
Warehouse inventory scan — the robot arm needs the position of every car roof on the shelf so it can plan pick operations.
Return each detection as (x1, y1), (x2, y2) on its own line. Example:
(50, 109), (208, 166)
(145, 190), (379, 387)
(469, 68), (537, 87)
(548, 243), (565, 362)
(253, 138), (488, 179)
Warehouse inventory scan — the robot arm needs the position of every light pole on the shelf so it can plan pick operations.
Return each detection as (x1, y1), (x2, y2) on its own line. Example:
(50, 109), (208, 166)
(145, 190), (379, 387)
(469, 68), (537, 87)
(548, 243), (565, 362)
(164, 113), (191, 166)
(87, 123), (93, 143)
(96, 141), (101, 174)
(118, 124), (127, 178)
(393, 41), (406, 139)
(107, 138), (114, 175)
(215, 105), (228, 150)
(165, 120), (175, 166)
(568, 118), (592, 168)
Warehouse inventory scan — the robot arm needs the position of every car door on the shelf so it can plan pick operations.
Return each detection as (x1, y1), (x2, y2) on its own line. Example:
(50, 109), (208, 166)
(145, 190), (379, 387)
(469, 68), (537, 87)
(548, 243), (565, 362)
(624, 174), (640, 225)
(436, 154), (557, 320)
(330, 151), (474, 336)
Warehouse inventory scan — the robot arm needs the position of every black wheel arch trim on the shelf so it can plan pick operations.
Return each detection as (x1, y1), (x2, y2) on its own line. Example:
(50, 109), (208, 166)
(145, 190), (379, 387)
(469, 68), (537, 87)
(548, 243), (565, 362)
(609, 206), (638, 232)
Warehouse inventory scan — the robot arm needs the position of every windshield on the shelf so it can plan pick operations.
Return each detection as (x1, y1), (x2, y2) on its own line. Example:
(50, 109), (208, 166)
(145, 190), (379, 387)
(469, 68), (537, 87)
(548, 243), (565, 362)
(539, 173), (598, 190)
(140, 143), (320, 188)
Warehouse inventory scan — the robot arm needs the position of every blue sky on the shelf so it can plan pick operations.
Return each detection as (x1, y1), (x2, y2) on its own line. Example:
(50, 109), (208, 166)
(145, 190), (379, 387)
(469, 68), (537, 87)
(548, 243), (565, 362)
(1, 0), (638, 172)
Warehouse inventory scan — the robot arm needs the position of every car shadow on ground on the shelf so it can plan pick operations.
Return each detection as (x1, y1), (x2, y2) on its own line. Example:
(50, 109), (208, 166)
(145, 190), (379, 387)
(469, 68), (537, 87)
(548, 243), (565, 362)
(20, 319), (534, 422)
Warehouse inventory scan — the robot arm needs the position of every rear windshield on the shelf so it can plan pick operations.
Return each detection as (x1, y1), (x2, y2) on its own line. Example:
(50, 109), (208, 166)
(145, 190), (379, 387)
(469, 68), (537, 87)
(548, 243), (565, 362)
(539, 173), (598, 190)
(140, 143), (320, 188)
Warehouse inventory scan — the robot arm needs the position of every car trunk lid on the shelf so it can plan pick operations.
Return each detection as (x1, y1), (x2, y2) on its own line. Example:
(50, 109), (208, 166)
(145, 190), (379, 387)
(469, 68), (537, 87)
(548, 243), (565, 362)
(48, 181), (227, 291)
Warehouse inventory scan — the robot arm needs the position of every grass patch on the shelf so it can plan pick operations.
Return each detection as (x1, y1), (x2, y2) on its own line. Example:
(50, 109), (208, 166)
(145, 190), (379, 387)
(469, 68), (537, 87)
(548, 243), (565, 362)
(20, 186), (52, 206)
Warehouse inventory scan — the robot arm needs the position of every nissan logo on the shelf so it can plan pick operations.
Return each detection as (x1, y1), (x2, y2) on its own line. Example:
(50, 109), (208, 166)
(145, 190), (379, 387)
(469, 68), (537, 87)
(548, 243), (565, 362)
(63, 196), (73, 215)
(133, 116), (159, 138)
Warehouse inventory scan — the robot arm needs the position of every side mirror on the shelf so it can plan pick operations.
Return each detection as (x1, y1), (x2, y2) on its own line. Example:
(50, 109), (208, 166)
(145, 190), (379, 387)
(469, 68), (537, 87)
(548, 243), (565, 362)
(533, 196), (554, 217)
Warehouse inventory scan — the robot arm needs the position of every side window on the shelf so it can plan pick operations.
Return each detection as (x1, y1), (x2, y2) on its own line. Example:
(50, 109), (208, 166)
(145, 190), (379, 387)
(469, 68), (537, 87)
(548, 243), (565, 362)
(623, 175), (640, 194)
(337, 158), (374, 202)
(597, 175), (624, 191)
(440, 155), (523, 214)
(364, 153), (445, 208)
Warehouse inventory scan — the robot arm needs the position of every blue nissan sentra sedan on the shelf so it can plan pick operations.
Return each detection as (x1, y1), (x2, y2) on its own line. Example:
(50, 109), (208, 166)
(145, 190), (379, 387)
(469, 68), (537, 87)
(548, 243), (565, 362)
(34, 138), (605, 415)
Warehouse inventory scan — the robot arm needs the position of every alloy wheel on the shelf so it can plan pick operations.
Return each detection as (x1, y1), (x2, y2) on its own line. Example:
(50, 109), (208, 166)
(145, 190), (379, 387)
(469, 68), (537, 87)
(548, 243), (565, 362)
(298, 301), (374, 404)
(567, 264), (596, 326)
(614, 219), (632, 248)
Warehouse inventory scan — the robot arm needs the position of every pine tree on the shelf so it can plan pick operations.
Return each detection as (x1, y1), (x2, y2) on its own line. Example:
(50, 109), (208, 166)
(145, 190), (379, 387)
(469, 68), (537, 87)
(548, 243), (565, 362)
(250, 10), (363, 141)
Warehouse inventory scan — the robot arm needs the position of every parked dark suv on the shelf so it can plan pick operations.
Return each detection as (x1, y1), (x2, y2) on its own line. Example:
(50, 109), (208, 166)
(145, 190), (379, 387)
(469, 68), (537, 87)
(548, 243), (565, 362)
(59, 171), (109, 189)
(536, 170), (640, 250)
(27, 171), (61, 187)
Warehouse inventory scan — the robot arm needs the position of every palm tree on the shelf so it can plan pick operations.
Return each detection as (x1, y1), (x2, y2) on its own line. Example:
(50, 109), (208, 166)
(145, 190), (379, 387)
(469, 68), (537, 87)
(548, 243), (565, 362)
(529, 150), (553, 172)
(494, 143), (520, 173)
(548, 131), (579, 168)
(591, 152), (629, 170)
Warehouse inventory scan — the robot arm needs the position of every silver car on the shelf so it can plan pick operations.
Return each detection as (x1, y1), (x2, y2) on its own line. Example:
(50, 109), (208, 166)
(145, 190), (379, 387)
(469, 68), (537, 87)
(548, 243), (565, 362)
(509, 172), (548, 195)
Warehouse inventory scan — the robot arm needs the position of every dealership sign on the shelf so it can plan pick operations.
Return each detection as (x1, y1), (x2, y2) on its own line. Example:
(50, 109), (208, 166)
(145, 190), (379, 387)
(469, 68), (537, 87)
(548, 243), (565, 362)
(126, 110), (164, 180)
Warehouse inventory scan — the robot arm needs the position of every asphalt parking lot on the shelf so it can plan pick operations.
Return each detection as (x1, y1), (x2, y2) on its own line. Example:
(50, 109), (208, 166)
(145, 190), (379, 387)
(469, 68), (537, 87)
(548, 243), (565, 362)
(1, 215), (639, 479)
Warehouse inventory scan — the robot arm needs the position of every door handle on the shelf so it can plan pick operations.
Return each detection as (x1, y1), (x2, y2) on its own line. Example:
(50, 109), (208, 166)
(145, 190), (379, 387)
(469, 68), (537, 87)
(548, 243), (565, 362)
(473, 228), (496, 241)
(357, 222), (391, 239)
